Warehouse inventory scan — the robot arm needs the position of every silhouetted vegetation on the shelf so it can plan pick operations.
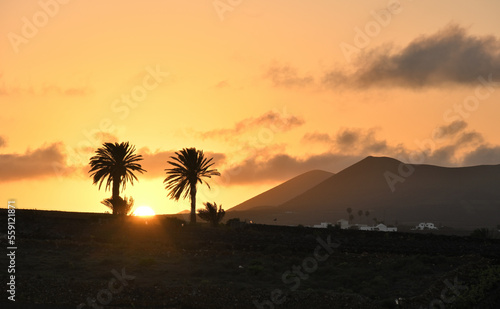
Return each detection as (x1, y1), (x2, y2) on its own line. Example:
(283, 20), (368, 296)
(89, 142), (146, 215)
(164, 148), (220, 224)
(197, 202), (225, 227)
(100, 196), (135, 215)
(161, 216), (186, 228)
(226, 218), (241, 226)
(471, 228), (495, 239)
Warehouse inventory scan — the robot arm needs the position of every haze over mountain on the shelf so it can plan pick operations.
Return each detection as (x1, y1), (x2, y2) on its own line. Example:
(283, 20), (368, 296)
(229, 170), (334, 211)
(227, 156), (500, 229)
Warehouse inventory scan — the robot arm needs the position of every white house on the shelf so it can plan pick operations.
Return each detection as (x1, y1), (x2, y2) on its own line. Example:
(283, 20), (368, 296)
(360, 223), (397, 232)
(313, 222), (332, 229)
(337, 219), (349, 230)
(414, 222), (438, 230)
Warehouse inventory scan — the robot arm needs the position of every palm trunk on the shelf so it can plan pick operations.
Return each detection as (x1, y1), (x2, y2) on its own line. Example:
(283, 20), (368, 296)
(112, 173), (120, 215)
(190, 184), (197, 224)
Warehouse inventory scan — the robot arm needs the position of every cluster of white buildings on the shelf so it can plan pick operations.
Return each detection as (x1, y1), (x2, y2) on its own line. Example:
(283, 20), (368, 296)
(412, 222), (438, 230)
(312, 220), (439, 232)
(312, 219), (397, 232)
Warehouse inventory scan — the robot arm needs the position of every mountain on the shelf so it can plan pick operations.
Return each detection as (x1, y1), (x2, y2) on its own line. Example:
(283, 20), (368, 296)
(227, 156), (500, 228)
(228, 170), (334, 211)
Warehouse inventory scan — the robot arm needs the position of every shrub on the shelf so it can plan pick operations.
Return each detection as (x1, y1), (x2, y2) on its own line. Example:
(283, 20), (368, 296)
(470, 228), (493, 239)
(197, 202), (225, 227)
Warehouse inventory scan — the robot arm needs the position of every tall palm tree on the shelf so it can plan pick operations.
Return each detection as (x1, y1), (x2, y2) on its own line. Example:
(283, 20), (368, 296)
(164, 148), (220, 223)
(89, 142), (146, 214)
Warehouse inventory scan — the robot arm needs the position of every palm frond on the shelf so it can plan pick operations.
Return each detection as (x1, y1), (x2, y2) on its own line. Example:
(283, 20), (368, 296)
(197, 202), (225, 227)
(89, 142), (146, 193)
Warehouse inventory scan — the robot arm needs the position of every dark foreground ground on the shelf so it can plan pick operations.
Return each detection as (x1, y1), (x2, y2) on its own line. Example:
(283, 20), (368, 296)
(1, 209), (500, 309)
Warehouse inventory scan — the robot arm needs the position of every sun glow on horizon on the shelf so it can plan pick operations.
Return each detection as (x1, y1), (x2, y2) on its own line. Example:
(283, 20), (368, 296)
(133, 206), (156, 217)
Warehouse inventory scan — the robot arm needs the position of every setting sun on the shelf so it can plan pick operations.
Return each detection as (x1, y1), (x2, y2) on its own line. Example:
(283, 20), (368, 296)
(133, 206), (156, 217)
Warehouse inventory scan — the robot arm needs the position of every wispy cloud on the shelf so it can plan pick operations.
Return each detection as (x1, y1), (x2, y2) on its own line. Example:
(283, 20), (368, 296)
(222, 153), (360, 185)
(303, 128), (388, 154)
(0, 143), (74, 182)
(200, 110), (304, 140)
(323, 24), (500, 88)
(0, 74), (91, 96)
(265, 62), (315, 88)
(436, 120), (468, 138)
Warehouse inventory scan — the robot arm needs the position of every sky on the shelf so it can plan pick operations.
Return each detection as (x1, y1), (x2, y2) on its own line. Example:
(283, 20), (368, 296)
(2, 0), (500, 215)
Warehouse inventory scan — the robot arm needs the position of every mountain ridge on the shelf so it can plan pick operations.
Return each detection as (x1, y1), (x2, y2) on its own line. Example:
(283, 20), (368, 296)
(229, 169), (334, 211)
(227, 156), (500, 228)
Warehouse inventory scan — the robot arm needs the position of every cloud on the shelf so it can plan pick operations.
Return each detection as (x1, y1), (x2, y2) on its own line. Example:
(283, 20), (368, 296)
(463, 145), (500, 166)
(214, 121), (499, 185)
(0, 74), (90, 96)
(200, 109), (304, 140)
(336, 129), (360, 148)
(303, 128), (388, 154)
(0, 143), (74, 182)
(0, 84), (91, 96)
(302, 132), (332, 144)
(222, 153), (361, 185)
(139, 148), (226, 179)
(265, 63), (315, 88)
(94, 132), (119, 144)
(455, 131), (483, 145)
(0, 136), (6, 148)
(324, 24), (500, 88)
(299, 122), (497, 168)
(215, 80), (230, 88)
(435, 120), (468, 138)
(75, 132), (121, 155)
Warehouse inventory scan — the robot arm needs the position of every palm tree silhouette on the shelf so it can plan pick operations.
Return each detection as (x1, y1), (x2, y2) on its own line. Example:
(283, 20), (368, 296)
(197, 202), (225, 227)
(164, 148), (220, 223)
(89, 142), (146, 215)
(101, 196), (135, 216)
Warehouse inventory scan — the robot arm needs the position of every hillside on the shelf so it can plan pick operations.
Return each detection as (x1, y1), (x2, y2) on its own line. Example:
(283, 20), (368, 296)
(227, 156), (500, 228)
(228, 169), (334, 211)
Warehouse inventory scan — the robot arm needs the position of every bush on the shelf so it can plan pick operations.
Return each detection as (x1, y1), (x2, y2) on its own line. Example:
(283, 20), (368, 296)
(470, 228), (493, 239)
(162, 216), (186, 228)
(197, 202), (225, 227)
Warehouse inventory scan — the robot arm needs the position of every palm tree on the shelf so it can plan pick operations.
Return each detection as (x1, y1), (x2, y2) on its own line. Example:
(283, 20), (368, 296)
(164, 148), (220, 223)
(101, 196), (135, 215)
(346, 207), (352, 224)
(198, 202), (225, 227)
(89, 142), (146, 215)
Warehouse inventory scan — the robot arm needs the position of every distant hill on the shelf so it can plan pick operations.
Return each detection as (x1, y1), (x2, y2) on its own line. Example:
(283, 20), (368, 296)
(226, 156), (500, 229)
(228, 170), (334, 211)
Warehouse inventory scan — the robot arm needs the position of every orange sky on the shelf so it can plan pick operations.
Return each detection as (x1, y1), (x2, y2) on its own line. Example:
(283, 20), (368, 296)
(2, 0), (500, 215)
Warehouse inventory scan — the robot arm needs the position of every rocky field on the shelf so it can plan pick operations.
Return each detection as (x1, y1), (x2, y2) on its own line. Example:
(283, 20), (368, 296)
(1, 209), (500, 308)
